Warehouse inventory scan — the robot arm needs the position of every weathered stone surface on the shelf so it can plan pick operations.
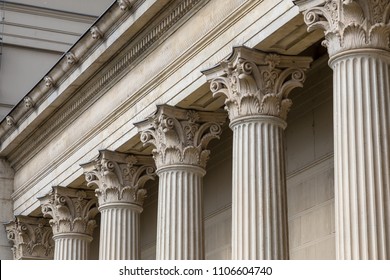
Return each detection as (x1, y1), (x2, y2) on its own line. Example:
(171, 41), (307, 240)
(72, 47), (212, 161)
(5, 216), (54, 260)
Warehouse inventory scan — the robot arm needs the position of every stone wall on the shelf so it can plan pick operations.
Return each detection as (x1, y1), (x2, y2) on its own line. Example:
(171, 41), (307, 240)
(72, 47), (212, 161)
(0, 158), (14, 259)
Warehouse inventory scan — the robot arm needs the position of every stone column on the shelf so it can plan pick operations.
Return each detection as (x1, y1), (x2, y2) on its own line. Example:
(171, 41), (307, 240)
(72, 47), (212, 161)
(5, 216), (54, 260)
(203, 46), (311, 259)
(300, 0), (390, 259)
(39, 186), (98, 260)
(81, 150), (156, 260)
(135, 105), (226, 260)
(0, 158), (14, 259)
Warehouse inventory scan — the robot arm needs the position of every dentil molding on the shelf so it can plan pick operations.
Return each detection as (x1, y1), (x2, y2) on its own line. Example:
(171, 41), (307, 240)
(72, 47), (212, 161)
(5, 216), (54, 260)
(202, 46), (312, 123)
(80, 150), (156, 207)
(135, 105), (226, 170)
(38, 186), (99, 236)
(299, 0), (390, 57)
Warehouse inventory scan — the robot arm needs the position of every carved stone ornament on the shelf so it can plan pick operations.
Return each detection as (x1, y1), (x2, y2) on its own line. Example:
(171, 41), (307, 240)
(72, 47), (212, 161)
(202, 46), (312, 122)
(23, 96), (34, 108)
(118, 0), (134, 11)
(135, 105), (226, 170)
(38, 186), (99, 236)
(5, 116), (15, 126)
(80, 150), (156, 207)
(44, 76), (54, 88)
(301, 0), (390, 57)
(5, 216), (54, 260)
(90, 26), (103, 40)
(65, 52), (77, 65)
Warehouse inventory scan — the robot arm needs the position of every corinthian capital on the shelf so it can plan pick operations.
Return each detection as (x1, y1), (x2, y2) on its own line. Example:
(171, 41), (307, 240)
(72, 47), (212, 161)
(298, 0), (390, 57)
(5, 216), (54, 260)
(134, 105), (226, 170)
(38, 186), (99, 236)
(202, 47), (312, 123)
(80, 150), (156, 207)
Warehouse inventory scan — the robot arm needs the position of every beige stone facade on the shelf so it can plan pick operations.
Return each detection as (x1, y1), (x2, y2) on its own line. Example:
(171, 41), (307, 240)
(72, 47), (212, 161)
(0, 0), (389, 260)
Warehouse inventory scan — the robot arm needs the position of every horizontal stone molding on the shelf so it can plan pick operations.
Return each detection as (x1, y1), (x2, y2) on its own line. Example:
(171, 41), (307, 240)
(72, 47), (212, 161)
(5, 0), (206, 172)
(0, 0), (145, 144)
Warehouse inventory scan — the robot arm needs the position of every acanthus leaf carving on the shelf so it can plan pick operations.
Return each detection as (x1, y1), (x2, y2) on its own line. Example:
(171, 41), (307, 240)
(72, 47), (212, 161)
(81, 150), (156, 207)
(302, 0), (390, 57)
(135, 105), (226, 170)
(38, 186), (98, 236)
(4, 216), (54, 260)
(202, 47), (311, 122)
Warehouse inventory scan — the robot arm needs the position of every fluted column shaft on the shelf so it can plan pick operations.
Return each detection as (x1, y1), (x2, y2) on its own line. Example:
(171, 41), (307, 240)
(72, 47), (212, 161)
(99, 204), (142, 259)
(53, 233), (92, 260)
(156, 166), (204, 260)
(231, 116), (288, 259)
(135, 105), (226, 260)
(331, 51), (390, 259)
(203, 47), (311, 259)
(301, 0), (390, 260)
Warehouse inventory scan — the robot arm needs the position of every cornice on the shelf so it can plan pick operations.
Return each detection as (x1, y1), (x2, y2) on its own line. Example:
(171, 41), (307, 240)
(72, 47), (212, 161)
(4, 0), (206, 171)
(0, 0), (145, 146)
(1, 1), (98, 24)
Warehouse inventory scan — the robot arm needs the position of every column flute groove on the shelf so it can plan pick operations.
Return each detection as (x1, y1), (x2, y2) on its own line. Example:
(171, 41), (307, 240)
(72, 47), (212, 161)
(231, 120), (288, 259)
(333, 53), (390, 259)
